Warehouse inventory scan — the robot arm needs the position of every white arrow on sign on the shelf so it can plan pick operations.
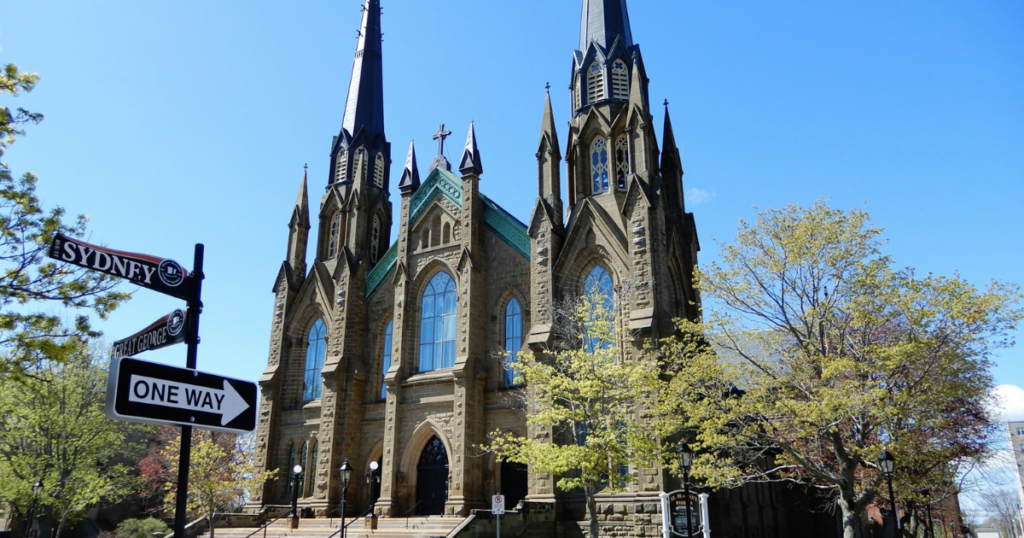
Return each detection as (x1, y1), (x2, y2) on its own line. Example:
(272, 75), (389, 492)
(128, 374), (250, 425)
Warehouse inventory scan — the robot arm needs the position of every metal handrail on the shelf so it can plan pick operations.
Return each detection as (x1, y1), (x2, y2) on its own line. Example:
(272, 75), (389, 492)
(402, 502), (423, 529)
(242, 511), (289, 538)
(323, 506), (375, 538)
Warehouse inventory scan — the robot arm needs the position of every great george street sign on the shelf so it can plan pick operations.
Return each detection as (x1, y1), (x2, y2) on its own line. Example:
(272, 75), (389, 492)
(111, 309), (187, 359)
(106, 358), (257, 434)
(48, 232), (193, 300)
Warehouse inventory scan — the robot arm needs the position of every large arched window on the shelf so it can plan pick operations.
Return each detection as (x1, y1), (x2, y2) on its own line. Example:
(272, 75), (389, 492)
(591, 138), (609, 194)
(587, 62), (604, 104)
(611, 60), (629, 100)
(299, 441), (308, 496)
(583, 266), (615, 351)
(380, 319), (393, 400)
(286, 442), (296, 496)
(303, 319), (327, 401)
(308, 440), (318, 496)
(419, 272), (457, 372)
(503, 298), (522, 387)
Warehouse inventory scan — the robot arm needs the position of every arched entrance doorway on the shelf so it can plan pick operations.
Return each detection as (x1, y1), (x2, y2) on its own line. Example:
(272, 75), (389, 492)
(501, 461), (528, 510)
(416, 436), (449, 515)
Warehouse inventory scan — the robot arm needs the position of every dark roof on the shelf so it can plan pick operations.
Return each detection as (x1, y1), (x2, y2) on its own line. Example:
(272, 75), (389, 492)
(339, 0), (385, 142)
(579, 0), (633, 52)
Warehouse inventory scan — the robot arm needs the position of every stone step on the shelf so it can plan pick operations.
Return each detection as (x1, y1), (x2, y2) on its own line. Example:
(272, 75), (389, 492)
(202, 517), (466, 538)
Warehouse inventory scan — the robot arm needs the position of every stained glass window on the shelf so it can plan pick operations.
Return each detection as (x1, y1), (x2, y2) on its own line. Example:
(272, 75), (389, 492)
(381, 319), (393, 399)
(503, 298), (522, 387)
(303, 319), (327, 401)
(591, 138), (609, 193)
(419, 272), (457, 372)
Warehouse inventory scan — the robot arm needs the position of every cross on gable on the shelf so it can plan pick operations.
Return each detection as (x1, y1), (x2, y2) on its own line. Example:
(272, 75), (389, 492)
(431, 123), (452, 157)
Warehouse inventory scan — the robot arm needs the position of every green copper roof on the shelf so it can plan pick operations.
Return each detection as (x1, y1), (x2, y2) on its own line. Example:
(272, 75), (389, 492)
(365, 242), (397, 299)
(367, 169), (530, 299)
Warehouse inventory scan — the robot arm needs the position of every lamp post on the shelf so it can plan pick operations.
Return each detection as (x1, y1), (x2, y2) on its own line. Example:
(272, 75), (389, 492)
(365, 461), (380, 529)
(289, 465), (303, 519)
(339, 459), (352, 538)
(879, 449), (899, 532)
(678, 442), (694, 537)
(920, 489), (933, 538)
(27, 479), (42, 538)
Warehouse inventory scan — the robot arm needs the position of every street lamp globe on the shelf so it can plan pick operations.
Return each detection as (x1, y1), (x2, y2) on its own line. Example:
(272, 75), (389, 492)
(369, 461), (379, 472)
(339, 459), (352, 487)
(677, 442), (693, 470)
(879, 450), (895, 475)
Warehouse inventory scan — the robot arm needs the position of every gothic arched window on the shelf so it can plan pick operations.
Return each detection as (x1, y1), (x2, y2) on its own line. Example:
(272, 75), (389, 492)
(374, 152), (385, 188)
(615, 135), (629, 190)
(380, 319), (393, 400)
(419, 272), (457, 372)
(308, 440), (318, 496)
(286, 442), (296, 496)
(354, 148), (368, 184)
(299, 441), (308, 495)
(591, 138), (609, 194)
(303, 319), (327, 401)
(587, 62), (604, 104)
(328, 213), (341, 259)
(583, 266), (615, 352)
(503, 298), (522, 387)
(335, 148), (348, 184)
(611, 60), (629, 100)
(370, 216), (381, 264)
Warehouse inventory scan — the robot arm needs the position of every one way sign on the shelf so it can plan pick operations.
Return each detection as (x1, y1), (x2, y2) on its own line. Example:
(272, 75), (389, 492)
(106, 358), (257, 434)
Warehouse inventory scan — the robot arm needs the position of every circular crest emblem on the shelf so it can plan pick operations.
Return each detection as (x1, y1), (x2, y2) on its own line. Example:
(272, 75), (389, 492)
(167, 309), (186, 337)
(158, 259), (186, 287)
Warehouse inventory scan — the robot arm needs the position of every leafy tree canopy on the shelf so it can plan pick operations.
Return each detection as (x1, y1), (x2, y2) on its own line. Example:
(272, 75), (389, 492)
(0, 63), (130, 383)
(653, 200), (1022, 538)
(0, 339), (152, 538)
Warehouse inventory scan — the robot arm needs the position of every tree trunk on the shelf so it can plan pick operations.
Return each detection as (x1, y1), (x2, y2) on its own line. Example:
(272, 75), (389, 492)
(838, 495), (867, 538)
(585, 485), (599, 538)
(209, 511), (216, 538)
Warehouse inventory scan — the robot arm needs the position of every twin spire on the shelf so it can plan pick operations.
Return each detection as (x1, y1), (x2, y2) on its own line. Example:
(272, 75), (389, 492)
(579, 0), (633, 51)
(339, 0), (385, 144)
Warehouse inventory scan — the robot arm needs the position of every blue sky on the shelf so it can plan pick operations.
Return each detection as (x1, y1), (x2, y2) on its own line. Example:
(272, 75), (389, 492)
(3, 0), (1023, 492)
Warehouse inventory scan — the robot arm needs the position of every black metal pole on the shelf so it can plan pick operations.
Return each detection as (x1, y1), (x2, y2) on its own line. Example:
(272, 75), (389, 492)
(173, 244), (204, 538)
(683, 468), (693, 537)
(290, 471), (301, 518)
(27, 496), (38, 538)
(925, 501), (933, 538)
(886, 474), (899, 533)
(340, 484), (348, 538)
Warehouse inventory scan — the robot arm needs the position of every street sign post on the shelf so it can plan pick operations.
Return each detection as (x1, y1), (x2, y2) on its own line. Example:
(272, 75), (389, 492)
(492, 495), (505, 538)
(48, 232), (193, 300)
(50, 236), (208, 538)
(111, 309), (187, 359)
(106, 357), (257, 434)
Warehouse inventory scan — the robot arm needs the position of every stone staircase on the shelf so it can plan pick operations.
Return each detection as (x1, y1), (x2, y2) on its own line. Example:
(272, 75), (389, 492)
(201, 516), (467, 538)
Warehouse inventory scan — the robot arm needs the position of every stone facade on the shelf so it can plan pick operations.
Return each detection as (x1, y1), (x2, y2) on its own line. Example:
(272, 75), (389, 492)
(249, 2), (840, 537)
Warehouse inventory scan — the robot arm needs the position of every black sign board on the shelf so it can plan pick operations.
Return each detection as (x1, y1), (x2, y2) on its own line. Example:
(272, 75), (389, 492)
(48, 232), (193, 300)
(668, 489), (700, 536)
(112, 309), (187, 359)
(106, 358), (257, 434)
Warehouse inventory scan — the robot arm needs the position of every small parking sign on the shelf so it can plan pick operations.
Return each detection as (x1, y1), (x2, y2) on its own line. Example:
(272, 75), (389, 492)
(492, 494), (505, 515)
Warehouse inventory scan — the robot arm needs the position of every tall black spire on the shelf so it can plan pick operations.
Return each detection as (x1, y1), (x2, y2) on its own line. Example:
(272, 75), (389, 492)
(579, 0), (633, 52)
(340, 0), (385, 142)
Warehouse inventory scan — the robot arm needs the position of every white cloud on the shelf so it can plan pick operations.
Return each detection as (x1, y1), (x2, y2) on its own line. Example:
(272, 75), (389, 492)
(687, 187), (715, 205)
(992, 384), (1024, 422)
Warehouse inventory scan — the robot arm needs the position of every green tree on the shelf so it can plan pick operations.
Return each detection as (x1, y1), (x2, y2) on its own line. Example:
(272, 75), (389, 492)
(0, 63), (130, 384)
(114, 518), (170, 538)
(0, 339), (151, 538)
(485, 290), (663, 538)
(653, 201), (1022, 538)
(155, 430), (273, 538)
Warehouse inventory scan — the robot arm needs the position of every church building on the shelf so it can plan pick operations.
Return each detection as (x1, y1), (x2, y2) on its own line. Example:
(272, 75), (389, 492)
(249, 2), (835, 537)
